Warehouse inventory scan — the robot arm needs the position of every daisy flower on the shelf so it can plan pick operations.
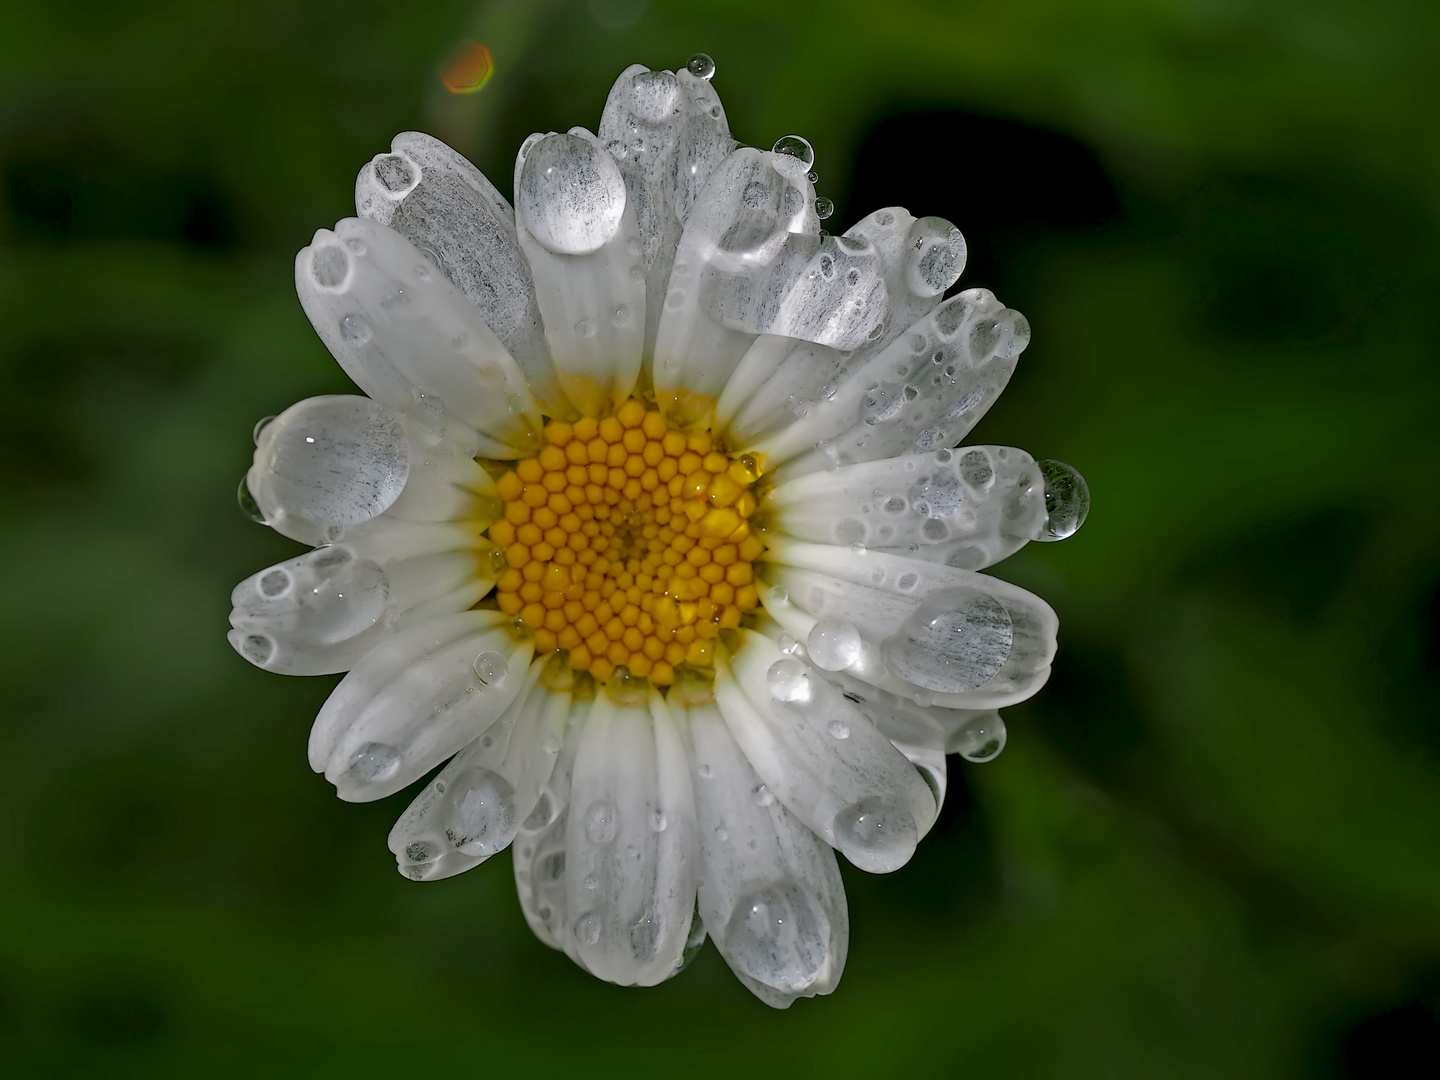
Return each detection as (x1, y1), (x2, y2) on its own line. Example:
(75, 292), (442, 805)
(229, 53), (1089, 1007)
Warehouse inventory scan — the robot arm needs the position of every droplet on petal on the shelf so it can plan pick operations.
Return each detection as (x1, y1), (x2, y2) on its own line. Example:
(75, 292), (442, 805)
(832, 795), (917, 873)
(1035, 460), (1090, 541)
(724, 882), (831, 993)
(806, 618), (862, 671)
(881, 588), (1013, 694)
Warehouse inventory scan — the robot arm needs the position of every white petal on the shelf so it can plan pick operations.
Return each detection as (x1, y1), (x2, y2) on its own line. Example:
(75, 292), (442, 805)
(513, 697), (589, 952)
(755, 289), (1029, 478)
(339, 515), (489, 563)
(652, 147), (820, 426)
(761, 538), (1058, 709)
(355, 132), (566, 417)
(295, 218), (543, 455)
(680, 701), (847, 1008)
(715, 208), (961, 444)
(714, 631), (936, 873)
(563, 688), (697, 986)
(388, 657), (572, 881)
(307, 611), (534, 802)
(227, 543), (491, 676)
(379, 419), (500, 526)
(246, 395), (409, 545)
(819, 664), (999, 758)
(599, 64), (735, 356)
(762, 445), (1046, 569)
(514, 131), (646, 416)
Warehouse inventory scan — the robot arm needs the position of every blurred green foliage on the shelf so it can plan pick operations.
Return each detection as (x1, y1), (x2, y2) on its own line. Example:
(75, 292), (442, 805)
(1, 0), (1437, 1075)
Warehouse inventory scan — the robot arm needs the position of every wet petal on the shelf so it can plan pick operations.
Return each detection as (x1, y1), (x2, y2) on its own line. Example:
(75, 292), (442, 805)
(714, 631), (935, 873)
(515, 131), (646, 416)
(246, 395), (410, 546)
(762, 445), (1050, 570)
(389, 657), (573, 881)
(513, 698), (589, 952)
(295, 217), (543, 455)
(652, 147), (820, 427)
(307, 611), (534, 802)
(599, 64), (735, 355)
(681, 701), (847, 1008)
(756, 288), (1029, 478)
(760, 538), (1058, 709)
(228, 543), (492, 676)
(355, 132), (564, 416)
(563, 688), (697, 986)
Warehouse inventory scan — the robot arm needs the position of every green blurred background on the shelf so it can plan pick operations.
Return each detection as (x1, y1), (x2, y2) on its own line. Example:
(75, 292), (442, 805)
(2, 0), (1438, 1074)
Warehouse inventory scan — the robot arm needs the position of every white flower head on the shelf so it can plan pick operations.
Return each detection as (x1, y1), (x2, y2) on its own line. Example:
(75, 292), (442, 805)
(229, 54), (1089, 1007)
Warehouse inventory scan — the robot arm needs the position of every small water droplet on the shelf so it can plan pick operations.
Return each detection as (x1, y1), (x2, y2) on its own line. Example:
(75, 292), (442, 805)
(714, 825), (729, 842)
(473, 650), (507, 684)
(574, 317), (596, 338)
(348, 743), (401, 783)
(413, 263), (431, 281)
(251, 415), (276, 445)
(832, 795), (917, 873)
(806, 618), (862, 671)
(814, 197), (834, 220)
(753, 784), (775, 807)
(767, 585), (789, 605)
(1035, 460), (1090, 541)
(339, 313), (372, 345)
(686, 52), (716, 80)
(772, 134), (815, 168)
(955, 713), (1007, 763)
(611, 304), (632, 327)
(584, 799), (618, 844)
(649, 809), (668, 832)
(851, 542), (866, 556)
(828, 720), (850, 740)
(583, 873), (598, 891)
(766, 658), (813, 703)
(698, 763), (714, 779)
(807, 170), (819, 183)
(574, 912), (601, 947)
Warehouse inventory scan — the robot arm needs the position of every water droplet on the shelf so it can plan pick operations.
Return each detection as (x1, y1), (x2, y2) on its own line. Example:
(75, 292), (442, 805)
(517, 133), (627, 255)
(237, 477), (267, 523)
(753, 784), (775, 807)
(413, 263), (431, 281)
(611, 304), (632, 327)
(445, 768), (517, 856)
(1035, 460), (1090, 541)
(473, 650), (508, 684)
(832, 795), (917, 873)
(338, 313), (372, 346)
(345, 238), (367, 256)
(850, 542), (866, 556)
(310, 244), (349, 288)
(348, 743), (401, 783)
(573, 912), (601, 947)
(766, 658), (813, 703)
(649, 809), (668, 833)
(807, 170), (819, 183)
(806, 618), (862, 671)
(251, 415), (276, 445)
(714, 825), (729, 842)
(767, 585), (789, 605)
(954, 713), (1007, 763)
(584, 800), (618, 845)
(725, 882), (830, 993)
(771, 134), (815, 168)
(686, 52), (716, 80)
(583, 873), (598, 891)
(882, 588), (1013, 694)
(574, 317), (596, 338)
(814, 197), (834, 220)
(905, 217), (967, 298)
(698, 763), (714, 779)
(625, 236), (641, 256)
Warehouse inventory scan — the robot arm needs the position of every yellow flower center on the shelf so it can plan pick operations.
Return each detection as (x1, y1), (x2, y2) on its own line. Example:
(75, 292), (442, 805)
(486, 397), (763, 686)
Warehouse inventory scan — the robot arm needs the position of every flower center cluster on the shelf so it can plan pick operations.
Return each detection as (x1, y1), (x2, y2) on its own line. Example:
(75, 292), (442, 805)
(487, 398), (763, 685)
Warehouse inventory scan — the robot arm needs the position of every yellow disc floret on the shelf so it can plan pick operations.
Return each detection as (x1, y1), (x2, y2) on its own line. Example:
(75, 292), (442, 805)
(487, 398), (764, 686)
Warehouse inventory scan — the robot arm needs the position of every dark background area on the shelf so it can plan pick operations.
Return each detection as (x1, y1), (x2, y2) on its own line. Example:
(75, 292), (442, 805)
(1, 0), (1438, 1075)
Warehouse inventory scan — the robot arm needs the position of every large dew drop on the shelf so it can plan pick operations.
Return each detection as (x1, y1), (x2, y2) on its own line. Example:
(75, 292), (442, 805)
(771, 135), (815, 169)
(250, 395), (410, 543)
(1035, 459), (1090, 541)
(954, 713), (1007, 763)
(832, 795), (918, 873)
(904, 217), (967, 298)
(806, 618), (862, 671)
(881, 588), (1013, 694)
(517, 133), (628, 255)
(724, 881), (831, 993)
(766, 658), (814, 703)
(445, 768), (518, 856)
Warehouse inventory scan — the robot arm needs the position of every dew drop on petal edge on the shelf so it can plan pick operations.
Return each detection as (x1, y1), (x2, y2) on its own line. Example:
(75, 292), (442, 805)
(686, 52), (716, 80)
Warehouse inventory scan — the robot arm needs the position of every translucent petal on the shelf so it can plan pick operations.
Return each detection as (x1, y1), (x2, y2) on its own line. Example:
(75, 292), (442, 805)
(652, 147), (821, 427)
(355, 132), (565, 417)
(380, 419), (500, 526)
(715, 208), (961, 445)
(246, 395), (410, 545)
(760, 538), (1058, 708)
(763, 445), (1049, 570)
(514, 131), (646, 416)
(756, 288), (1029, 478)
(388, 658), (572, 881)
(714, 632), (935, 873)
(599, 64), (736, 355)
(563, 688), (697, 986)
(513, 698), (589, 952)
(338, 514), (490, 562)
(295, 218), (543, 455)
(307, 611), (534, 802)
(680, 701), (847, 1008)
(227, 544), (490, 676)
